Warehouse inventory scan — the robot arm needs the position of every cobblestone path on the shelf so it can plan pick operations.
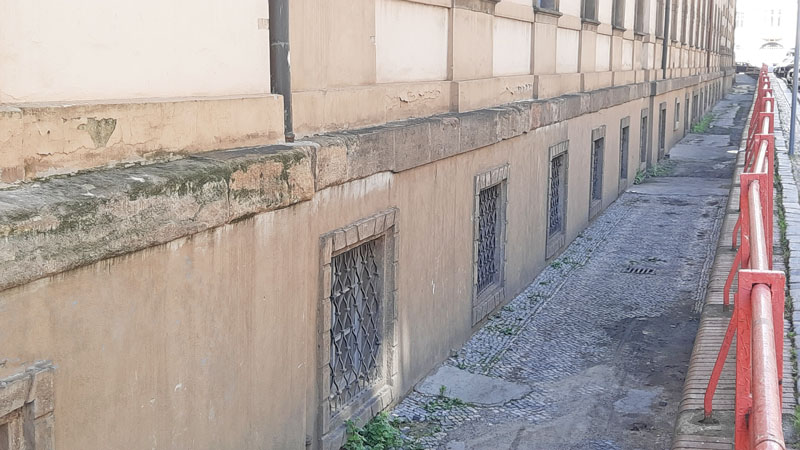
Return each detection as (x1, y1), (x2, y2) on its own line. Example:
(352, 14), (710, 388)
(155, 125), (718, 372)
(389, 76), (754, 450)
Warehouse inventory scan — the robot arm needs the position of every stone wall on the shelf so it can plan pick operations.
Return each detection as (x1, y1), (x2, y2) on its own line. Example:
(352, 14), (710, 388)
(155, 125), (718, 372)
(0, 70), (732, 449)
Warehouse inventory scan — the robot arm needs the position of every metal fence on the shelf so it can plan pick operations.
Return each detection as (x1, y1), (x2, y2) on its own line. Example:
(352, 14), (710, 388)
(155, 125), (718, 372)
(704, 66), (786, 450)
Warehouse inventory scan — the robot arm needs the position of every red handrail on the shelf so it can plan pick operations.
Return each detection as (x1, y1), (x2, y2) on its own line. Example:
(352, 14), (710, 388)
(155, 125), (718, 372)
(704, 65), (786, 450)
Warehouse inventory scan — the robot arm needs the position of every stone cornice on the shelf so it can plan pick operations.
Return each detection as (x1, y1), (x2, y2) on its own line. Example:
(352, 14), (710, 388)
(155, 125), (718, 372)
(0, 70), (731, 293)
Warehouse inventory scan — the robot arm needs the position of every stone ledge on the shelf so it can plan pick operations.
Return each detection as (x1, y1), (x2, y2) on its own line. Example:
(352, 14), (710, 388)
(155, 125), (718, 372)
(0, 144), (315, 292)
(0, 70), (729, 292)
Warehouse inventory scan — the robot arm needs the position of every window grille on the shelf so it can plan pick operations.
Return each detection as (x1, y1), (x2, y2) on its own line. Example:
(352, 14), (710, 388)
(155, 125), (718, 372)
(640, 114), (648, 163)
(329, 239), (381, 413)
(591, 138), (604, 202)
(620, 125), (630, 180)
(549, 154), (566, 238)
(477, 184), (501, 294)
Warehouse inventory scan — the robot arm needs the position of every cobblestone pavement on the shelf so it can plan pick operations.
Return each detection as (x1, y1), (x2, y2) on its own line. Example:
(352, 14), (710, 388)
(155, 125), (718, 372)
(388, 76), (755, 450)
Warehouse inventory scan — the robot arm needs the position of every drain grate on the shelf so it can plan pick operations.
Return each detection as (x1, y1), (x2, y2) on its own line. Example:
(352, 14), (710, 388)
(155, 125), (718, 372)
(623, 266), (656, 275)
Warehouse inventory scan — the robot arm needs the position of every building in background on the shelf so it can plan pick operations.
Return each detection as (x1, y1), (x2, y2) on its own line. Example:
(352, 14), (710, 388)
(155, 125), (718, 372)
(0, 0), (735, 449)
(734, 0), (796, 65)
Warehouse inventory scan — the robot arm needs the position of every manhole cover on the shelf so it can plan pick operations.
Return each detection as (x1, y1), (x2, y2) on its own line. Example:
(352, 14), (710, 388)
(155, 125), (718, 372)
(623, 266), (656, 275)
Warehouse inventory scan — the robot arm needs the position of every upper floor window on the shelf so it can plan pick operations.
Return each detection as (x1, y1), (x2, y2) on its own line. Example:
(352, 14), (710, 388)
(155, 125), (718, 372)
(655, 0), (665, 37)
(613, 0), (626, 27)
(536, 0), (559, 11)
(680, 0), (688, 43)
(582, 0), (599, 21)
(634, 0), (646, 32)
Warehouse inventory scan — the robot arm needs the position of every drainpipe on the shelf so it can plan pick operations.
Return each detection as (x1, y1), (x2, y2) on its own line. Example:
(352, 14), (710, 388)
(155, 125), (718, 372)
(662, 0), (671, 79)
(269, 0), (295, 142)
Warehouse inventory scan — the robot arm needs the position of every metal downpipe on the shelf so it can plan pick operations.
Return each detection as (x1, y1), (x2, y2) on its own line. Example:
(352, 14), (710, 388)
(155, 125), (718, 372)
(269, 0), (295, 142)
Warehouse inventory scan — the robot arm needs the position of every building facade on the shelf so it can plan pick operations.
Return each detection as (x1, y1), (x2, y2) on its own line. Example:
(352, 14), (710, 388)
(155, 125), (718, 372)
(0, 0), (734, 449)
(733, 0), (795, 66)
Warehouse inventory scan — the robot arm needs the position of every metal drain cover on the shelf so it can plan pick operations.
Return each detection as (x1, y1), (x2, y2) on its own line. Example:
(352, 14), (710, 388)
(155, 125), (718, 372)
(623, 266), (656, 275)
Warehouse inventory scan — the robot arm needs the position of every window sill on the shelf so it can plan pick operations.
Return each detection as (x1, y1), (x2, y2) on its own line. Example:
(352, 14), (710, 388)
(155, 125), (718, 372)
(533, 6), (562, 17)
(612, 24), (626, 31)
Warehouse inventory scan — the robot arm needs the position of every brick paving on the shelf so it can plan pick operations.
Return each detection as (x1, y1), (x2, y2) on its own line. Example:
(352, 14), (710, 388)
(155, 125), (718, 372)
(388, 77), (765, 450)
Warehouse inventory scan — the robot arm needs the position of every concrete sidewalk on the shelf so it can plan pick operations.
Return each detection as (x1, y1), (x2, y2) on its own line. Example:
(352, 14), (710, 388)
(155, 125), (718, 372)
(670, 75), (799, 449)
(387, 75), (762, 450)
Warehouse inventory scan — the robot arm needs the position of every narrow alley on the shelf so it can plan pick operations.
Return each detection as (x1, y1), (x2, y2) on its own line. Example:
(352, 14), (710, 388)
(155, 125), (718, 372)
(389, 75), (757, 450)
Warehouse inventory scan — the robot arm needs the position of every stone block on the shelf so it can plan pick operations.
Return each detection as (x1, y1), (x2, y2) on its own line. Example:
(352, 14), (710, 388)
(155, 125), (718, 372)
(374, 214), (386, 235)
(344, 225), (359, 247)
(0, 373), (30, 418)
(34, 413), (55, 450)
(430, 116), (461, 161)
(26, 364), (54, 417)
(560, 94), (583, 120)
(393, 120), (432, 171)
(312, 136), (349, 190)
(357, 217), (377, 241)
(495, 105), (529, 140)
(347, 127), (395, 180)
(222, 145), (316, 218)
(459, 109), (499, 151)
(0, 106), (24, 184)
(18, 95), (284, 182)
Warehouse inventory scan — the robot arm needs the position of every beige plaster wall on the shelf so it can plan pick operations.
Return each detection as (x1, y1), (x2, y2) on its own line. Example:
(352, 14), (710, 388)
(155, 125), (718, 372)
(557, 29), (581, 73)
(376, 0), (449, 83)
(493, 17), (533, 77)
(0, 0), (271, 103)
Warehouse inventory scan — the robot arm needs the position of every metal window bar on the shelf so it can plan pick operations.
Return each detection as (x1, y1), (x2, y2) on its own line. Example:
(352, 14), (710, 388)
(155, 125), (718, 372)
(477, 184), (501, 294)
(620, 126), (630, 180)
(329, 239), (381, 413)
(549, 154), (566, 237)
(591, 138), (604, 201)
(640, 116), (648, 163)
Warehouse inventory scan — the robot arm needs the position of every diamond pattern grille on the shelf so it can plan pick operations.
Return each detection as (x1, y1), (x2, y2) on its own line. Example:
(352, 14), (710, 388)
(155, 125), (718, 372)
(477, 184), (500, 294)
(329, 239), (381, 413)
(549, 154), (565, 237)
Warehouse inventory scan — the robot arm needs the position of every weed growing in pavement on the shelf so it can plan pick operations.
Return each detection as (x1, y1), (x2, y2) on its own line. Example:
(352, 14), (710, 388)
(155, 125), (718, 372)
(423, 387), (468, 414)
(691, 113), (715, 133)
(634, 169), (647, 184)
(344, 412), (422, 450)
(633, 160), (676, 184)
(793, 406), (800, 435)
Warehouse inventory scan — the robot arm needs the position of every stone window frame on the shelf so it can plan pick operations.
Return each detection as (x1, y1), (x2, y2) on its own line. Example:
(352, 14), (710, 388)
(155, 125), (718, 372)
(589, 126), (606, 220)
(640, 108), (650, 170)
(674, 98), (681, 130)
(0, 362), (54, 450)
(619, 117), (631, 193)
(546, 141), (569, 260)
(471, 164), (509, 326)
(317, 209), (399, 450)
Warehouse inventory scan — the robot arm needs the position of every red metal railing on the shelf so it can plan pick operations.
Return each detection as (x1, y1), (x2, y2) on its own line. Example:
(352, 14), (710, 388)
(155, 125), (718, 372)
(705, 65), (786, 450)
